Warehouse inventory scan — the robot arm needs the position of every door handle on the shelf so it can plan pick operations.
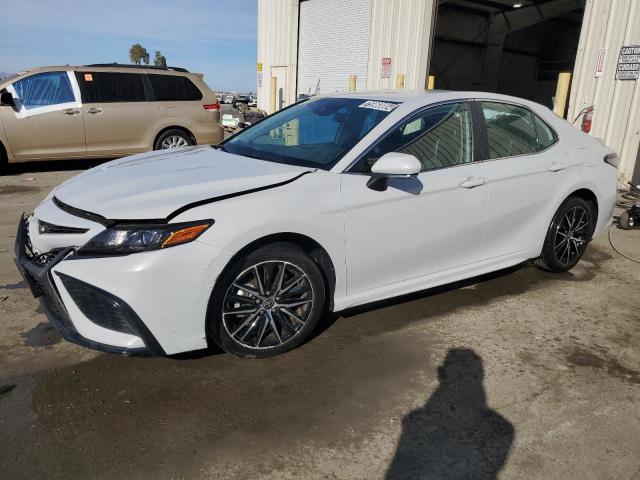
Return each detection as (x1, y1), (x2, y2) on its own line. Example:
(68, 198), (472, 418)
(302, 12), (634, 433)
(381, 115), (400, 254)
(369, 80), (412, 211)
(548, 163), (568, 172)
(459, 177), (487, 189)
(86, 107), (103, 114)
(63, 108), (81, 115)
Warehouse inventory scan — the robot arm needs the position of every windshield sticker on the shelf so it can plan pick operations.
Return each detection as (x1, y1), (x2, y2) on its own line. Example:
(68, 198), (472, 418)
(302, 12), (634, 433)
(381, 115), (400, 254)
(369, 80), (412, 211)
(358, 100), (400, 112)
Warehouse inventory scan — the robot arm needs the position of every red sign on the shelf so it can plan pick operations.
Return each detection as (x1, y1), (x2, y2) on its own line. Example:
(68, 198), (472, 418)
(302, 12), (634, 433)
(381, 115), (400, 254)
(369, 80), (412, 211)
(381, 57), (392, 79)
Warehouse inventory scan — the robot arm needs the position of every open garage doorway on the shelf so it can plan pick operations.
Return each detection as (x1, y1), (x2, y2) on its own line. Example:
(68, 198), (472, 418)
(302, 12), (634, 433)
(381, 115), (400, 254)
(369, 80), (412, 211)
(429, 0), (586, 113)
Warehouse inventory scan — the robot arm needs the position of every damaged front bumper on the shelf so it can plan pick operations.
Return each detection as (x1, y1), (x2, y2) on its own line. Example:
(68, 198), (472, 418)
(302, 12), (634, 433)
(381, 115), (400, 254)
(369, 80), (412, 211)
(14, 215), (165, 356)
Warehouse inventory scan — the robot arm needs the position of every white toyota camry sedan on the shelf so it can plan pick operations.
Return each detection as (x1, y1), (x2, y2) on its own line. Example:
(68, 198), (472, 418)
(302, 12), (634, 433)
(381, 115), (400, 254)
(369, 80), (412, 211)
(16, 91), (618, 358)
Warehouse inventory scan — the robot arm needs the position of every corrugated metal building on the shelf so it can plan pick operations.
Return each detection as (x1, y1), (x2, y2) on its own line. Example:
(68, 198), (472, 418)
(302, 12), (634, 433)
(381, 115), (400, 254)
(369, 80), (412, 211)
(257, 0), (639, 185)
(568, 0), (640, 186)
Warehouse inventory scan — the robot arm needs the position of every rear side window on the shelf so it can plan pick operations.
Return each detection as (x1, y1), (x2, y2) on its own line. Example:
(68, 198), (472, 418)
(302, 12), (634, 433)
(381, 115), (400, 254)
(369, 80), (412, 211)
(13, 71), (75, 109)
(148, 74), (202, 101)
(481, 102), (538, 159)
(77, 72), (146, 103)
(533, 114), (557, 150)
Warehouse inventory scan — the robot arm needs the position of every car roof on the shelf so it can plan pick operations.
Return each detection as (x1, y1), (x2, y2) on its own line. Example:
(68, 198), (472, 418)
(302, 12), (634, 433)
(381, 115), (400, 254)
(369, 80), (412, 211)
(0, 65), (200, 89)
(319, 89), (552, 112)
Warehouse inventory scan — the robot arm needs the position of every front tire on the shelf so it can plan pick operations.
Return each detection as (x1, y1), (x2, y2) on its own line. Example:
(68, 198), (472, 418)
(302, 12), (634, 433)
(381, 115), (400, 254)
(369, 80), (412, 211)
(208, 243), (326, 358)
(154, 129), (194, 150)
(537, 196), (594, 272)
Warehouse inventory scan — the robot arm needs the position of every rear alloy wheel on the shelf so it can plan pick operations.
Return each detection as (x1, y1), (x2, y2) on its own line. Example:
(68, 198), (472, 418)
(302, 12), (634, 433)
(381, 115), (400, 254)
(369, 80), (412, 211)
(209, 243), (325, 358)
(154, 129), (194, 150)
(538, 197), (593, 272)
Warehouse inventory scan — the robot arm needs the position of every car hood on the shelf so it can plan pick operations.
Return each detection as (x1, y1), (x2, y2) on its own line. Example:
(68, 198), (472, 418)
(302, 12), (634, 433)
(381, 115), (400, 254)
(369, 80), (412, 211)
(53, 146), (313, 221)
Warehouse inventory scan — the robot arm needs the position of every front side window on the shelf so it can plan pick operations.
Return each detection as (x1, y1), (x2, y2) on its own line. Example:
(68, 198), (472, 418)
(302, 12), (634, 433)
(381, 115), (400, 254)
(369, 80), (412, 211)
(223, 98), (396, 170)
(77, 72), (146, 103)
(481, 102), (538, 159)
(148, 74), (202, 101)
(352, 102), (473, 173)
(12, 71), (75, 109)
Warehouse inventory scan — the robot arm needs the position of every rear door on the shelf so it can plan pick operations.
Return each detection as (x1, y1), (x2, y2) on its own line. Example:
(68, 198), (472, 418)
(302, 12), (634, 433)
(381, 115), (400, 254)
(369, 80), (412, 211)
(1, 70), (85, 160)
(474, 100), (564, 259)
(76, 71), (159, 157)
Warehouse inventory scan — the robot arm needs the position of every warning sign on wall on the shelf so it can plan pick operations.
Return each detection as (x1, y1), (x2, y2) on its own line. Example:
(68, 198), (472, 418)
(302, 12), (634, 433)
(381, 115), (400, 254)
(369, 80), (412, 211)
(381, 58), (392, 79)
(257, 62), (263, 88)
(616, 45), (640, 80)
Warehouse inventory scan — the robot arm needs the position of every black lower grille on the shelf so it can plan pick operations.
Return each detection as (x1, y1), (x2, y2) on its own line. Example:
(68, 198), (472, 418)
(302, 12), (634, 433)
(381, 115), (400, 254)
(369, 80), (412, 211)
(58, 273), (139, 336)
(56, 273), (164, 354)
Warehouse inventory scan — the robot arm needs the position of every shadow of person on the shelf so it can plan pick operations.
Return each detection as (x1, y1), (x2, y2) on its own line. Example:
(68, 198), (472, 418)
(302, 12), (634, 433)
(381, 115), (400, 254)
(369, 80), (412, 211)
(386, 348), (514, 480)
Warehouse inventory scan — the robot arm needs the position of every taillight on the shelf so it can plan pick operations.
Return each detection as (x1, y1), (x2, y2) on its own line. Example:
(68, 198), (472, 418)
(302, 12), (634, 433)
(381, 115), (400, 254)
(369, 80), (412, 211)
(581, 107), (593, 133)
(604, 152), (619, 168)
(203, 102), (220, 111)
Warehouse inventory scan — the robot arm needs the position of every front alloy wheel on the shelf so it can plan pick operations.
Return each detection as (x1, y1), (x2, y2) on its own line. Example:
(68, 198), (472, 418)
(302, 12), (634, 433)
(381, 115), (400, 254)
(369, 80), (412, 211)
(222, 261), (314, 350)
(209, 243), (326, 358)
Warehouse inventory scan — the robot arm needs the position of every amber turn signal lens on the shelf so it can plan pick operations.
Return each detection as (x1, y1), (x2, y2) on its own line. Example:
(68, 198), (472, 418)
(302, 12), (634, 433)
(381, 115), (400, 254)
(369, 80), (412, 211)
(161, 224), (210, 248)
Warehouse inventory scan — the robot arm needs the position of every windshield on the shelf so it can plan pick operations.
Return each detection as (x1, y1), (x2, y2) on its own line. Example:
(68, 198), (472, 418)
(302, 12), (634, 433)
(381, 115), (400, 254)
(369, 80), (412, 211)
(223, 97), (398, 170)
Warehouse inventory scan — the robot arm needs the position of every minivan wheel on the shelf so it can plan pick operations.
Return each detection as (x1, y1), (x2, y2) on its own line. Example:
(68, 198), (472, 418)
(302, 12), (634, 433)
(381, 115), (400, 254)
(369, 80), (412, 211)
(537, 196), (594, 273)
(208, 243), (326, 358)
(154, 129), (194, 150)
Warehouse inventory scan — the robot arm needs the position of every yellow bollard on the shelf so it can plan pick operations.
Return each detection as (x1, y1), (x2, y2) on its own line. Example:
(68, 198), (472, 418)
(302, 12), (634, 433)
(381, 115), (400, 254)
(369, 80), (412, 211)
(427, 75), (435, 90)
(270, 77), (277, 114)
(396, 73), (405, 89)
(349, 75), (357, 92)
(553, 72), (572, 118)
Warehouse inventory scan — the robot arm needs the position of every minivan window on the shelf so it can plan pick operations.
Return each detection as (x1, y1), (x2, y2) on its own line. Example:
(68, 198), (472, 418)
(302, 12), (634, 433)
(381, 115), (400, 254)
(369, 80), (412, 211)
(481, 102), (538, 159)
(352, 102), (473, 173)
(13, 71), (75, 109)
(77, 72), (146, 103)
(148, 74), (202, 101)
(224, 98), (395, 170)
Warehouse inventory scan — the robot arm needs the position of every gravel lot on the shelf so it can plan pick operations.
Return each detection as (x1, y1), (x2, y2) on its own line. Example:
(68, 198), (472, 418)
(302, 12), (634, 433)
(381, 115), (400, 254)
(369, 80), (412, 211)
(1, 162), (639, 480)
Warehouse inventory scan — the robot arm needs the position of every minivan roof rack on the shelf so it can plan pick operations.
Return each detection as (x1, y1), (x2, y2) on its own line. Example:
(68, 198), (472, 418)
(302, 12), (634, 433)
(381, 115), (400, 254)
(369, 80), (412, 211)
(84, 63), (189, 73)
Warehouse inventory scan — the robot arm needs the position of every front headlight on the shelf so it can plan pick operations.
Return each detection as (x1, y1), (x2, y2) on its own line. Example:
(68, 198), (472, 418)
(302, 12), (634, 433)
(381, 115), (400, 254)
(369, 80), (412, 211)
(76, 220), (213, 255)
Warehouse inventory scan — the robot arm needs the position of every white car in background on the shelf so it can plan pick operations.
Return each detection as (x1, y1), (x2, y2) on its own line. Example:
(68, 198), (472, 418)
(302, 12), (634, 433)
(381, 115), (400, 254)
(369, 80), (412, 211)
(16, 91), (618, 358)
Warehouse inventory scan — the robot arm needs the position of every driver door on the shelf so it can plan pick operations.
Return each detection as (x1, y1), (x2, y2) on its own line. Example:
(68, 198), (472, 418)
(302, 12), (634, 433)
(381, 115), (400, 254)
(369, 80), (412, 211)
(341, 101), (489, 295)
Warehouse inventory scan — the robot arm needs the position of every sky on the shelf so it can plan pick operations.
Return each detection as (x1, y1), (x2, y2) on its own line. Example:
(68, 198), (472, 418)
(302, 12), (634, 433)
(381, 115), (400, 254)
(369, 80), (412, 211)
(0, 0), (258, 92)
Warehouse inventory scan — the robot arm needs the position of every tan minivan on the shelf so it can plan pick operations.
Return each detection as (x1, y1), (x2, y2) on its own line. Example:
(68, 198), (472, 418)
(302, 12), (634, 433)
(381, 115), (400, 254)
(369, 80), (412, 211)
(0, 64), (223, 170)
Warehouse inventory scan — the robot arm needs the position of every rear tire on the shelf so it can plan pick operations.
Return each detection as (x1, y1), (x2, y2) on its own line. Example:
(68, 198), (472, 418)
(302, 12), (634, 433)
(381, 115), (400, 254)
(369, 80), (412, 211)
(207, 242), (326, 358)
(154, 129), (194, 150)
(537, 196), (594, 273)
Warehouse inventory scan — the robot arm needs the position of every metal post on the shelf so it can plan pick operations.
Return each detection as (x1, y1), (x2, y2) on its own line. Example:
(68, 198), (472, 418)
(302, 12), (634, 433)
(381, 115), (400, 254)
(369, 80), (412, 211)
(427, 75), (435, 90)
(270, 77), (277, 114)
(553, 72), (572, 118)
(396, 74), (405, 89)
(349, 75), (357, 92)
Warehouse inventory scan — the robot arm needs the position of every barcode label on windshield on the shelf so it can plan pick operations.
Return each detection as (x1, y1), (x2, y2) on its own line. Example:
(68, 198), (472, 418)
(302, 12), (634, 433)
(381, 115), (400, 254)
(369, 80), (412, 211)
(358, 100), (400, 112)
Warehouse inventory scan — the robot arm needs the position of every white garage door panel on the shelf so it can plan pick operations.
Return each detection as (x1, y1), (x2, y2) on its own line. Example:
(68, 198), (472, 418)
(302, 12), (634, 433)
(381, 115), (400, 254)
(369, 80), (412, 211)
(297, 0), (372, 97)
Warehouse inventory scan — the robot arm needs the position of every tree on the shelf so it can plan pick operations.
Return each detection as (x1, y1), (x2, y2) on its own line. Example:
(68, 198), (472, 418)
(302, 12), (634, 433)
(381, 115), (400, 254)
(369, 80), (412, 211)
(154, 50), (167, 67)
(129, 44), (149, 65)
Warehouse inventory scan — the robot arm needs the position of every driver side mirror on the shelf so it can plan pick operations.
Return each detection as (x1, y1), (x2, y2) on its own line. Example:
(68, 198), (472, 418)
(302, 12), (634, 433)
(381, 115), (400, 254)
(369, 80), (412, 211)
(367, 152), (422, 191)
(0, 91), (15, 107)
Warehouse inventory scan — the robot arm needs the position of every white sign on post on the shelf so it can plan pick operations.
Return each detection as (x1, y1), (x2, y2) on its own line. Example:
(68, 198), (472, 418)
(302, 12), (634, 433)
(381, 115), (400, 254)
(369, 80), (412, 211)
(616, 45), (640, 80)
(381, 58), (391, 79)
(595, 48), (606, 77)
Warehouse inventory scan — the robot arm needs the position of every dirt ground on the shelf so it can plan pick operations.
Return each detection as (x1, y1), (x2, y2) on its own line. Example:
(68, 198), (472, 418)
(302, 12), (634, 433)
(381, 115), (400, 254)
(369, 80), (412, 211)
(1, 161), (639, 480)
